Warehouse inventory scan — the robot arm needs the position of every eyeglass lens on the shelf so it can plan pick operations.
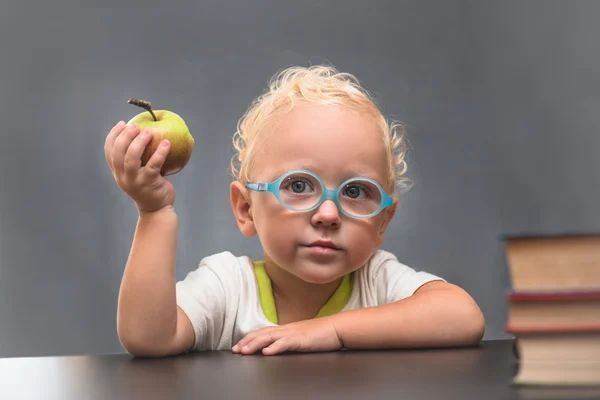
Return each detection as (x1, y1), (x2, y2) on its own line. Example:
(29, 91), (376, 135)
(278, 172), (382, 216)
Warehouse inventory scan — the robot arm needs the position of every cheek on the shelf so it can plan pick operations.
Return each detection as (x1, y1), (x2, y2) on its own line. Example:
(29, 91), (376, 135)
(369, 212), (389, 233)
(350, 217), (383, 238)
(344, 220), (383, 251)
(252, 201), (300, 248)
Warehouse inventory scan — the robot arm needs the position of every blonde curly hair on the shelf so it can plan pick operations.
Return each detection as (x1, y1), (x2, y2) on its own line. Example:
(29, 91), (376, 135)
(231, 65), (411, 194)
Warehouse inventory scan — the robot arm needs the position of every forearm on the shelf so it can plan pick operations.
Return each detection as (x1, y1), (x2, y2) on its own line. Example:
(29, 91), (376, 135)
(117, 207), (179, 351)
(330, 282), (485, 349)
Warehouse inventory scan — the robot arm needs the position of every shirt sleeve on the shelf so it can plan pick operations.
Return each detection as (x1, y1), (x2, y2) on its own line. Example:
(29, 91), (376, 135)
(371, 250), (446, 305)
(175, 252), (240, 351)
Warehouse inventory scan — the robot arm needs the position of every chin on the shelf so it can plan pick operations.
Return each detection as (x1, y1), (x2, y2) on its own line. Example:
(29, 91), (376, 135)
(292, 264), (348, 285)
(266, 250), (353, 284)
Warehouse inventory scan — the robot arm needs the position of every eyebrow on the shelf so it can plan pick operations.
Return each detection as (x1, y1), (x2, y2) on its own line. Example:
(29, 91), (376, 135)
(270, 164), (385, 185)
(271, 163), (317, 177)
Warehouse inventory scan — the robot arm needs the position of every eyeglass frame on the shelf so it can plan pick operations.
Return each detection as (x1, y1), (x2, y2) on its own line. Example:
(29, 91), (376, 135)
(245, 169), (395, 219)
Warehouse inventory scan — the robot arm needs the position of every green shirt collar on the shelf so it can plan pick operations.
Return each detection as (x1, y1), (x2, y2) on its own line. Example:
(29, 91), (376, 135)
(253, 260), (354, 325)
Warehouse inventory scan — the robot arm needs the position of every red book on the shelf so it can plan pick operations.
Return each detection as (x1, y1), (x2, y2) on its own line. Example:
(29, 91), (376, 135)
(506, 290), (600, 329)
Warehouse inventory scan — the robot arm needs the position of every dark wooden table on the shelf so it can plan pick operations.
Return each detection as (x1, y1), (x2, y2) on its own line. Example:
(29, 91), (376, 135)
(1, 340), (599, 399)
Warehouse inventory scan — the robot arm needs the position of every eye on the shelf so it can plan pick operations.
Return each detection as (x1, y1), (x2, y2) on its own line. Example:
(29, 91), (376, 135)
(343, 184), (369, 199)
(283, 178), (314, 194)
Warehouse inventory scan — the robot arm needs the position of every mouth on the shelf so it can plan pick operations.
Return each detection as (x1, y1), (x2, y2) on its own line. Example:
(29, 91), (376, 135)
(309, 240), (341, 249)
(303, 240), (343, 255)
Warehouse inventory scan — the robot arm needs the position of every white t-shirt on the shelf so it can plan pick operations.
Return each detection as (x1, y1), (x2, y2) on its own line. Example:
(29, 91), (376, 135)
(175, 249), (444, 351)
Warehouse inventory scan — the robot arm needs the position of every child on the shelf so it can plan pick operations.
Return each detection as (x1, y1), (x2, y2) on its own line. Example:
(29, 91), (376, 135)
(104, 65), (485, 357)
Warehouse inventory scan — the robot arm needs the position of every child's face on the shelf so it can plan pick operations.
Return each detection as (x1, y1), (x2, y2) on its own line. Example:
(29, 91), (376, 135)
(235, 103), (397, 284)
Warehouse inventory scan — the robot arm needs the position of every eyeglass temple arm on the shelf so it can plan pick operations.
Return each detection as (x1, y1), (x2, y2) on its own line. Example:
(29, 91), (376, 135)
(245, 182), (268, 191)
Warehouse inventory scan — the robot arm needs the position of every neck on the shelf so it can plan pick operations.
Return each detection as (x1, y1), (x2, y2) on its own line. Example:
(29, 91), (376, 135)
(264, 256), (343, 324)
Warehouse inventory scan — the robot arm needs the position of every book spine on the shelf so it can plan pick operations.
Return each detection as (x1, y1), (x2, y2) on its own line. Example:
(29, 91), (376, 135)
(505, 324), (600, 334)
(506, 291), (600, 301)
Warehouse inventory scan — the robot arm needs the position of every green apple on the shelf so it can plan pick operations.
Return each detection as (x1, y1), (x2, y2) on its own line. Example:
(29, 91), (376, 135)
(127, 98), (194, 176)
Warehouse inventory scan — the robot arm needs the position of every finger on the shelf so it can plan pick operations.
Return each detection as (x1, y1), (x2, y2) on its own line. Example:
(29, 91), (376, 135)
(232, 332), (258, 353)
(240, 331), (282, 355)
(141, 139), (170, 177)
(124, 129), (153, 178)
(112, 123), (141, 176)
(262, 337), (292, 356)
(233, 326), (275, 351)
(104, 121), (126, 169)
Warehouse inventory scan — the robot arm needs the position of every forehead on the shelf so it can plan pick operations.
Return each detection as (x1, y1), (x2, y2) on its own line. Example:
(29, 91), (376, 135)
(253, 104), (388, 184)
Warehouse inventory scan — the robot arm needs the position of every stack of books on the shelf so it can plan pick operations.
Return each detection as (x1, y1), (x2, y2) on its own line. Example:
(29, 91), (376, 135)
(503, 233), (600, 386)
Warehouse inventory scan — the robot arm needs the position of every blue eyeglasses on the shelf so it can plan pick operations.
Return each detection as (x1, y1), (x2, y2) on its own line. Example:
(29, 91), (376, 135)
(245, 169), (394, 219)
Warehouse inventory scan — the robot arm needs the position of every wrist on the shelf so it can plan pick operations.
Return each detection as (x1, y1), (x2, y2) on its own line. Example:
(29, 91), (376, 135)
(137, 205), (177, 221)
(326, 313), (347, 348)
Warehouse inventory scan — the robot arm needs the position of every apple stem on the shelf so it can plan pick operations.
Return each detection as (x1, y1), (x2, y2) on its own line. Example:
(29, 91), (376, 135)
(128, 98), (157, 121)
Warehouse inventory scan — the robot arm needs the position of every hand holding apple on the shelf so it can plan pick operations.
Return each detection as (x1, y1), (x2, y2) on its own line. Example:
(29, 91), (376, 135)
(127, 98), (194, 176)
(104, 99), (194, 213)
(104, 121), (173, 213)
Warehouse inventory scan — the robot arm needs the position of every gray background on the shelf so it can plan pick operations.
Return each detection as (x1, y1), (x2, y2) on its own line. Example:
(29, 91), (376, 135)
(1, 0), (598, 358)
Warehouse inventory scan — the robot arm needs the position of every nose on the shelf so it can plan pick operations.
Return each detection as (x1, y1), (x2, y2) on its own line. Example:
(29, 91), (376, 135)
(311, 199), (341, 228)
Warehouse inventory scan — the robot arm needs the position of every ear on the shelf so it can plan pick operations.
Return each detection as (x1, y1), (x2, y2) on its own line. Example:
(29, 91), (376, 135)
(375, 197), (398, 247)
(230, 181), (257, 237)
